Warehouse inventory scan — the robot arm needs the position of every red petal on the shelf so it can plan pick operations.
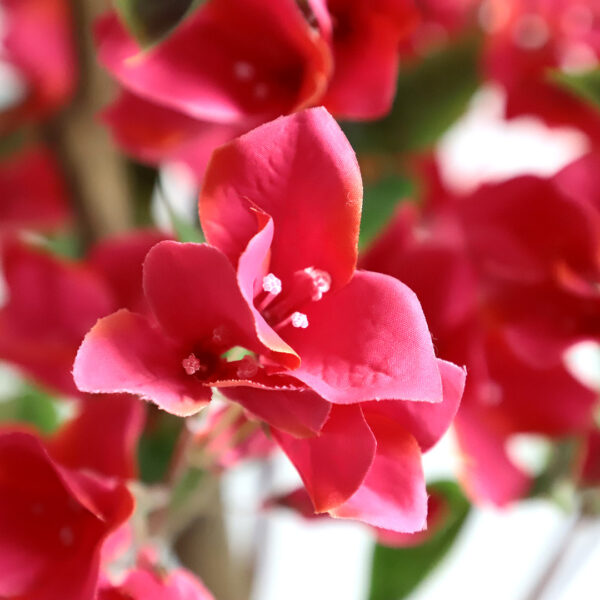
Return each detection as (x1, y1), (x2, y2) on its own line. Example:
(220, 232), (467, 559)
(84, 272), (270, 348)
(73, 310), (211, 416)
(362, 359), (466, 452)
(272, 404), (376, 512)
(143, 241), (263, 352)
(48, 394), (145, 480)
(200, 108), (362, 289)
(283, 270), (442, 404)
(223, 387), (331, 438)
(330, 412), (427, 532)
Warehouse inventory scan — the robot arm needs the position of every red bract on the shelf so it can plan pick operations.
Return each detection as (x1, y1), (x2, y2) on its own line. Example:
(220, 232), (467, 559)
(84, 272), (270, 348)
(0, 431), (133, 600)
(0, 145), (72, 234)
(98, 564), (214, 600)
(0, 230), (168, 396)
(0, 0), (76, 131)
(98, 0), (416, 176)
(481, 0), (600, 139)
(362, 158), (600, 505)
(75, 109), (465, 531)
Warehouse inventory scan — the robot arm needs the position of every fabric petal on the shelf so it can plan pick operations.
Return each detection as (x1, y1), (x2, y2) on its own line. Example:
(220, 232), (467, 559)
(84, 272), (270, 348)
(200, 108), (362, 289)
(283, 270), (442, 404)
(272, 404), (376, 512)
(73, 310), (211, 416)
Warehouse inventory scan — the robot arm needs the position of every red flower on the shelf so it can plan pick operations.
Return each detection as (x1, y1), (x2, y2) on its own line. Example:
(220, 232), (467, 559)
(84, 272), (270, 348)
(0, 145), (72, 235)
(97, 0), (417, 176)
(362, 158), (599, 505)
(482, 0), (600, 139)
(0, 430), (133, 600)
(75, 109), (464, 531)
(0, 0), (76, 131)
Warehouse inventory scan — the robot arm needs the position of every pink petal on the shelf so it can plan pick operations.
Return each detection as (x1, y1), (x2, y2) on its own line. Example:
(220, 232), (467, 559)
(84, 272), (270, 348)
(74, 310), (211, 416)
(272, 404), (376, 512)
(200, 108), (362, 289)
(143, 241), (263, 353)
(330, 412), (427, 532)
(283, 270), (442, 404)
(223, 387), (331, 438)
(362, 359), (466, 452)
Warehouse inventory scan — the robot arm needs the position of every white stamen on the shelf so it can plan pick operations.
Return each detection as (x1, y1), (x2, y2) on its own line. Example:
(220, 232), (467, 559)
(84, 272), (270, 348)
(212, 326), (227, 345)
(291, 312), (309, 329)
(236, 355), (259, 379)
(233, 61), (255, 81)
(59, 526), (74, 547)
(304, 267), (331, 301)
(182, 353), (201, 375)
(262, 273), (282, 295)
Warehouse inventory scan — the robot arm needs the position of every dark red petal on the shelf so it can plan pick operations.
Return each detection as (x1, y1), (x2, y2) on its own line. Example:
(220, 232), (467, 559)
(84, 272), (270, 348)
(272, 404), (376, 512)
(283, 270), (442, 404)
(223, 387), (331, 438)
(363, 359), (466, 452)
(73, 309), (211, 416)
(200, 108), (362, 289)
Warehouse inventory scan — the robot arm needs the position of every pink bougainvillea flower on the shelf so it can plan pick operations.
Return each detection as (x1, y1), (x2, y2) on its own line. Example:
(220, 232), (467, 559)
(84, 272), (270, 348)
(98, 0), (418, 176)
(0, 144), (72, 234)
(0, 430), (133, 600)
(481, 0), (600, 139)
(0, 230), (168, 396)
(98, 562), (214, 600)
(362, 158), (599, 505)
(75, 109), (465, 531)
(0, 0), (76, 130)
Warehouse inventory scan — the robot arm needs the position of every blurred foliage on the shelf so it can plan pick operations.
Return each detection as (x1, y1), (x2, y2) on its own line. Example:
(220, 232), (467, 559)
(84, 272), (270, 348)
(43, 233), (83, 259)
(113, 0), (205, 46)
(552, 68), (600, 111)
(138, 407), (184, 483)
(359, 173), (414, 249)
(0, 382), (62, 434)
(368, 480), (471, 600)
(343, 34), (481, 155)
(157, 180), (205, 243)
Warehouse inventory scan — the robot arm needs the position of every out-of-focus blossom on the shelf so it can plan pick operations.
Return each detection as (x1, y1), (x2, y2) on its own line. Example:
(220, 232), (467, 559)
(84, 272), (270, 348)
(98, 560), (215, 600)
(75, 109), (465, 532)
(481, 0), (600, 139)
(0, 430), (134, 600)
(0, 230), (168, 396)
(97, 0), (418, 177)
(0, 144), (72, 234)
(362, 156), (599, 505)
(0, 0), (76, 131)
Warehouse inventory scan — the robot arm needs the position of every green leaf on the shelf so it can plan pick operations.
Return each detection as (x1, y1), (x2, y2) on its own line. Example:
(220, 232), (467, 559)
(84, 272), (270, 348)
(156, 180), (205, 244)
(113, 0), (205, 46)
(368, 480), (471, 600)
(359, 173), (414, 249)
(0, 382), (62, 434)
(551, 68), (600, 111)
(343, 34), (481, 155)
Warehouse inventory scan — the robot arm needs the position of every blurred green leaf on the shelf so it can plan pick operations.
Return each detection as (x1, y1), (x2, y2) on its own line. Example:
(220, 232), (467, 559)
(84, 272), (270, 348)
(368, 480), (471, 600)
(344, 35), (481, 155)
(359, 174), (414, 249)
(551, 68), (600, 111)
(138, 408), (183, 483)
(157, 180), (205, 243)
(113, 0), (205, 46)
(0, 382), (62, 434)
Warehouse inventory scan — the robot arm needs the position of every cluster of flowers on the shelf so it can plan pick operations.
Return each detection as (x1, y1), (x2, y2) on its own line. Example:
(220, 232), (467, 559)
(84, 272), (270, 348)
(0, 0), (599, 598)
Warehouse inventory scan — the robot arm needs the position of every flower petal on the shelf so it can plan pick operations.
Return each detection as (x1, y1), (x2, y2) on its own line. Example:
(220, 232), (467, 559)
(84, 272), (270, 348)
(73, 310), (210, 416)
(272, 404), (376, 512)
(283, 270), (442, 404)
(200, 108), (362, 289)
